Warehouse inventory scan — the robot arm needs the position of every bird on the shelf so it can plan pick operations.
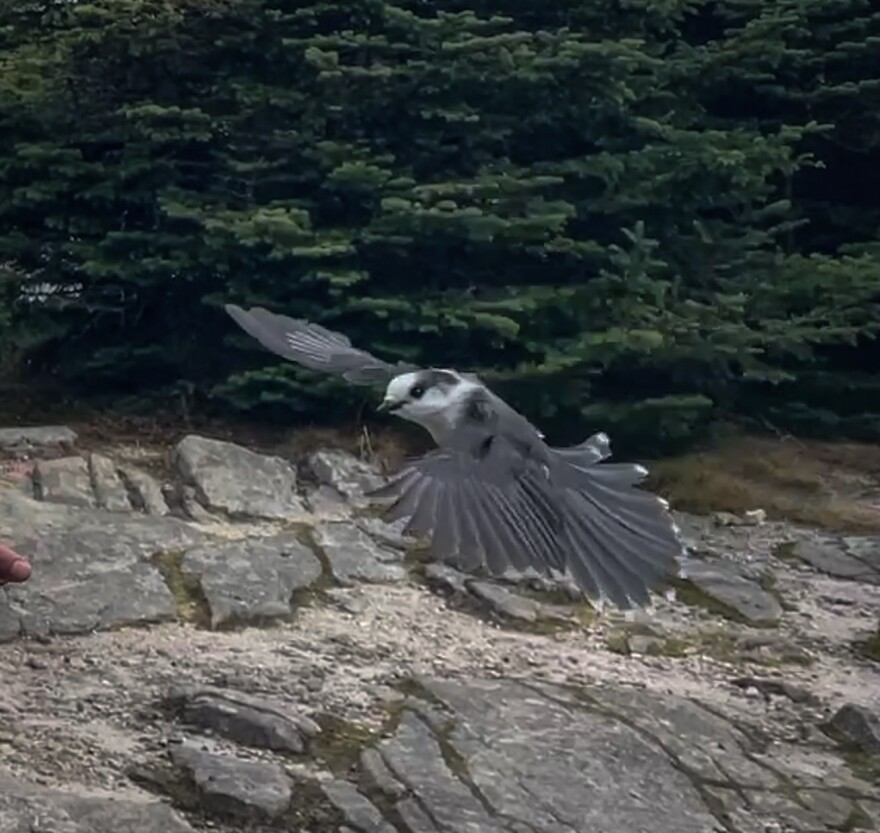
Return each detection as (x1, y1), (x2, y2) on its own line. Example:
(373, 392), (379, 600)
(225, 303), (684, 610)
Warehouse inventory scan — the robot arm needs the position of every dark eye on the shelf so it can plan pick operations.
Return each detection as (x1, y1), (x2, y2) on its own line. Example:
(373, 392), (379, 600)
(410, 384), (425, 399)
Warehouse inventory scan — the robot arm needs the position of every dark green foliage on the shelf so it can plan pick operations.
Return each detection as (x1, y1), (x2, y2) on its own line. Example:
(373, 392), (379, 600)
(0, 0), (877, 452)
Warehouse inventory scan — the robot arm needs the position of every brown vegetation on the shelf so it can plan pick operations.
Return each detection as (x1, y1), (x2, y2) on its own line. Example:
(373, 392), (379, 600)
(4, 388), (879, 533)
(648, 435), (880, 533)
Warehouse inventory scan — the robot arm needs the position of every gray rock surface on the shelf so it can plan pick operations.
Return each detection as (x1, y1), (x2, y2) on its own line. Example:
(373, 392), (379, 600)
(843, 536), (880, 575)
(1, 430), (880, 833)
(304, 483), (355, 519)
(356, 515), (412, 550)
(89, 453), (133, 512)
(32, 456), (95, 508)
(180, 484), (215, 522)
(729, 676), (819, 705)
(0, 424), (78, 452)
(426, 564), (580, 626)
(424, 562), (470, 596)
(467, 579), (545, 623)
(180, 534), (323, 627)
(170, 740), (293, 819)
(307, 448), (385, 508)
(314, 521), (407, 585)
(681, 559), (783, 625)
(373, 679), (722, 833)
(0, 772), (195, 833)
(467, 578), (578, 626)
(0, 489), (203, 640)
(824, 703), (880, 755)
(788, 536), (880, 584)
(320, 778), (397, 833)
(174, 434), (310, 520)
(167, 685), (320, 753)
(118, 465), (170, 516)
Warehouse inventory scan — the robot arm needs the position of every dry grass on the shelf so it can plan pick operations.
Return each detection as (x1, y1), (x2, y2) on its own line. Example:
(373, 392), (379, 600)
(78, 418), (421, 482)
(647, 436), (880, 533)
(273, 423), (423, 475)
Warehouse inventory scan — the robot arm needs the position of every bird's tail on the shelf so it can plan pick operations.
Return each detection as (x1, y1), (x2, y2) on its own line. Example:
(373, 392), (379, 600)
(549, 432), (683, 609)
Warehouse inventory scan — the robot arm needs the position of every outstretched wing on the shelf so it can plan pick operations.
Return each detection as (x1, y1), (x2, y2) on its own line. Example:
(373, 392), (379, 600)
(547, 445), (681, 609)
(372, 443), (570, 584)
(225, 304), (418, 385)
(369, 389), (682, 609)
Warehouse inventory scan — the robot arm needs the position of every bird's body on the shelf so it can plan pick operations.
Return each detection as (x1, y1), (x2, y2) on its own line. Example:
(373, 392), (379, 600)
(225, 304), (683, 609)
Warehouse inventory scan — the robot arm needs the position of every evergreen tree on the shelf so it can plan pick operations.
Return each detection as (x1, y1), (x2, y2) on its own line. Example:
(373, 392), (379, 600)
(685, 0), (880, 438)
(0, 0), (876, 449)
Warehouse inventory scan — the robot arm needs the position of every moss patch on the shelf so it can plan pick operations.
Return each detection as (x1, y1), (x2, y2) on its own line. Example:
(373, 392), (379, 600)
(771, 648), (815, 667)
(127, 762), (203, 811)
(758, 570), (797, 613)
(518, 587), (598, 631)
(401, 540), (434, 572)
(284, 777), (349, 833)
(431, 715), (473, 783)
(151, 549), (211, 628)
(771, 541), (800, 562)
(604, 630), (632, 655)
(620, 627), (815, 666)
(392, 676), (436, 702)
(309, 714), (382, 776)
(526, 602), (597, 635)
(152, 523), (333, 633)
(604, 621), (670, 656)
(394, 685), (495, 817)
(604, 627), (730, 661)
(286, 522), (340, 609)
(842, 802), (875, 831)
(649, 636), (692, 658)
(676, 630), (739, 662)
(838, 747), (880, 787)
(309, 697), (409, 778)
(669, 577), (756, 626)
(855, 624), (880, 663)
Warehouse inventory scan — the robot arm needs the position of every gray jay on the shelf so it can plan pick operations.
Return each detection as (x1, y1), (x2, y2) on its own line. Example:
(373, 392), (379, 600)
(226, 304), (683, 610)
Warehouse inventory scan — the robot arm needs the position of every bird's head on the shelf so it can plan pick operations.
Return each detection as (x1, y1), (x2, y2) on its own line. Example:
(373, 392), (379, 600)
(378, 369), (463, 425)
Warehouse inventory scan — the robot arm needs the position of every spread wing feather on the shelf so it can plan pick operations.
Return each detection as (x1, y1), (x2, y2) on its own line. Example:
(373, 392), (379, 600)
(370, 397), (682, 609)
(225, 304), (417, 384)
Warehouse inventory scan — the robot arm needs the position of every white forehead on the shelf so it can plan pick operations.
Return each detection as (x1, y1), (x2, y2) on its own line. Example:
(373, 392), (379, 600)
(385, 372), (419, 399)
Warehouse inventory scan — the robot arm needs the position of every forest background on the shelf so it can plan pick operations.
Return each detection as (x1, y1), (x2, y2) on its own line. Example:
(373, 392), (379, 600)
(1, 0), (878, 457)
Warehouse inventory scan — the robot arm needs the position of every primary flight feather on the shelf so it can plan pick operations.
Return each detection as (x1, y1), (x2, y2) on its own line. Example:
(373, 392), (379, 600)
(225, 303), (684, 610)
